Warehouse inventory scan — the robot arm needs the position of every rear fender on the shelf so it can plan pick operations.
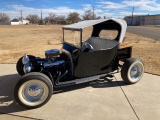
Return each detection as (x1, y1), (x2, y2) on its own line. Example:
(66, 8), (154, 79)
(118, 47), (132, 61)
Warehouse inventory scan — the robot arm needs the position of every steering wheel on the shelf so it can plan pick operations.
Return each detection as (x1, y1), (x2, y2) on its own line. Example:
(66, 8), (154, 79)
(82, 42), (94, 52)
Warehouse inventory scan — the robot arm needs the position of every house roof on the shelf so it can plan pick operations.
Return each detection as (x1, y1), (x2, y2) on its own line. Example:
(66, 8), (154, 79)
(11, 18), (19, 22)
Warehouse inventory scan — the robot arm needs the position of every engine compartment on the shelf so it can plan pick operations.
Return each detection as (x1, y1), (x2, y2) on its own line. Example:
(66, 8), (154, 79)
(20, 49), (73, 85)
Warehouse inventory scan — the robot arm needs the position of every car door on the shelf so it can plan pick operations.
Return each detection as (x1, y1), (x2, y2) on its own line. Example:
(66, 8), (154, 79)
(74, 51), (100, 78)
(74, 45), (119, 78)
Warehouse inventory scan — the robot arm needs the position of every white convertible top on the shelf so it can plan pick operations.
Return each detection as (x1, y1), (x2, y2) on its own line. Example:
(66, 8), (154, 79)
(63, 19), (107, 30)
(63, 18), (127, 43)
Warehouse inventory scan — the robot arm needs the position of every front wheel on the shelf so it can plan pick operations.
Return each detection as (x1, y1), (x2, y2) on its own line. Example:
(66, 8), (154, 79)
(121, 58), (144, 84)
(14, 72), (53, 109)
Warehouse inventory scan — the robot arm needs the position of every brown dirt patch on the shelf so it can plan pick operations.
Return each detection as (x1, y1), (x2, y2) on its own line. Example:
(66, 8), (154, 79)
(0, 25), (159, 75)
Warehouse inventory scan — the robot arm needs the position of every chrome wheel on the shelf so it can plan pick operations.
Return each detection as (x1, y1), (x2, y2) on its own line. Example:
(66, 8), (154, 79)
(128, 62), (144, 83)
(18, 80), (49, 107)
(130, 65), (141, 79)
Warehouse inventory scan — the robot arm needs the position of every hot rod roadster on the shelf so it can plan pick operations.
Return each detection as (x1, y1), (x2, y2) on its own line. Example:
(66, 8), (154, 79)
(14, 18), (144, 109)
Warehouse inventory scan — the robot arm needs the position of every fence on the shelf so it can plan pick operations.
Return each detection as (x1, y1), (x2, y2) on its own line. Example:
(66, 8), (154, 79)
(0, 22), (11, 25)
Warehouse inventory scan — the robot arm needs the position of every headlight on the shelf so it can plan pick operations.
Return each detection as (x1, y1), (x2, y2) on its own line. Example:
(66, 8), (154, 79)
(22, 54), (29, 64)
(23, 65), (31, 73)
(22, 54), (31, 73)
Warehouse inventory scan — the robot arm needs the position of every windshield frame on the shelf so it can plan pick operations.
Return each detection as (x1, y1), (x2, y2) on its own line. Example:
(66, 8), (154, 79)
(62, 28), (83, 48)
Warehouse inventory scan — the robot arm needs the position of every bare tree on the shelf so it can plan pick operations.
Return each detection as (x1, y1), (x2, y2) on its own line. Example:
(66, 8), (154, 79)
(0, 12), (10, 22)
(82, 10), (96, 20)
(26, 14), (39, 24)
(55, 15), (66, 24)
(48, 12), (56, 24)
(56, 15), (65, 21)
(67, 12), (81, 24)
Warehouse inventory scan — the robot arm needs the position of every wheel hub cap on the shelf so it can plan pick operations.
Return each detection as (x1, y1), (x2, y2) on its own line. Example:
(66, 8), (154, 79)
(130, 65), (140, 79)
(28, 85), (41, 97)
(23, 83), (45, 102)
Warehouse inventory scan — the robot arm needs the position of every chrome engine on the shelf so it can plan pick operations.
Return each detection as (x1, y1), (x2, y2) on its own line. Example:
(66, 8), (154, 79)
(43, 49), (65, 68)
(45, 49), (60, 59)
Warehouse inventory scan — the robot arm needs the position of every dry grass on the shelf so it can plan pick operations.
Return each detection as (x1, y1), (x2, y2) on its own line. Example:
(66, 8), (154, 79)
(0, 25), (159, 75)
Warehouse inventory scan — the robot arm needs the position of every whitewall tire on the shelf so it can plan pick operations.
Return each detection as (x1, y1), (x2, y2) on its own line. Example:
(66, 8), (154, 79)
(14, 72), (53, 109)
(121, 58), (144, 84)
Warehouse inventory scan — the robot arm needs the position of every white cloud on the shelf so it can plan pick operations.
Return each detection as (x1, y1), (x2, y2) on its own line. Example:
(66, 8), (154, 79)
(3, 5), (85, 19)
(1, 0), (160, 20)
(119, 11), (148, 16)
(95, 0), (160, 18)
(97, 0), (160, 11)
(97, 1), (126, 9)
(82, 4), (93, 11)
(122, 0), (160, 11)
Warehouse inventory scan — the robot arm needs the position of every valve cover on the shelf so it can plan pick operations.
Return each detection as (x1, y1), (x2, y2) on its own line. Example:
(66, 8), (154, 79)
(45, 49), (60, 58)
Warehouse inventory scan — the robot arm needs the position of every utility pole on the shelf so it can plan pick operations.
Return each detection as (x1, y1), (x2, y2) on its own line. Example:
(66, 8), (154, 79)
(91, 0), (95, 20)
(131, 6), (134, 26)
(40, 10), (43, 25)
(41, 10), (42, 21)
(20, 10), (23, 25)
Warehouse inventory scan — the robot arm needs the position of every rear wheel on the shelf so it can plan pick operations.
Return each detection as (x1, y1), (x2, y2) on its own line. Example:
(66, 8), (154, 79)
(121, 58), (144, 84)
(16, 55), (35, 76)
(14, 72), (53, 109)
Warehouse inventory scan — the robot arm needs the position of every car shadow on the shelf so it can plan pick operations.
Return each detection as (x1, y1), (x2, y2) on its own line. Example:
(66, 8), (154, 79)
(0, 74), (29, 113)
(0, 73), (128, 115)
(54, 77), (129, 94)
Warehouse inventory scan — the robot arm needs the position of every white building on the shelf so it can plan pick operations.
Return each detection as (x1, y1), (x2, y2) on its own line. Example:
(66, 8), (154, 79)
(20, 20), (30, 25)
(11, 19), (30, 25)
(124, 14), (160, 26)
(11, 18), (20, 25)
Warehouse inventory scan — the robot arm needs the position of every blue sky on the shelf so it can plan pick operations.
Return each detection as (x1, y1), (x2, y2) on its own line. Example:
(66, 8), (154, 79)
(0, 0), (160, 19)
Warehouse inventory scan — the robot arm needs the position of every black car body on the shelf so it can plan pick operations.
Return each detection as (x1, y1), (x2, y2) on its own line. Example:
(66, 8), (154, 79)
(15, 18), (144, 109)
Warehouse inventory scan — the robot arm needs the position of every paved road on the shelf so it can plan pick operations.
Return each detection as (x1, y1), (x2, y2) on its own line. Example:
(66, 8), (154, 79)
(0, 64), (160, 120)
(127, 26), (160, 40)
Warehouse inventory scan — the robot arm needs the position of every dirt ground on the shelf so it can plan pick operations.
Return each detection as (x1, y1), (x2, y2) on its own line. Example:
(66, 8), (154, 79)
(0, 25), (159, 75)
